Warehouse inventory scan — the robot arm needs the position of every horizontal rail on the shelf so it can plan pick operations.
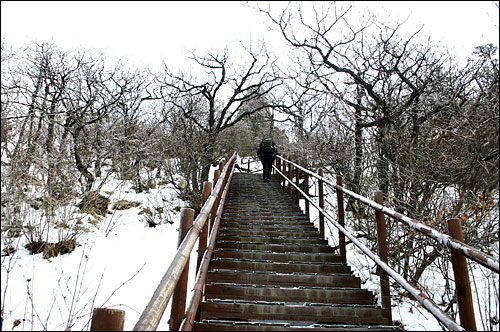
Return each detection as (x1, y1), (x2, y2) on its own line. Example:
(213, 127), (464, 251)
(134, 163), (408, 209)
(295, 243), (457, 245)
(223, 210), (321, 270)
(273, 165), (464, 331)
(133, 152), (237, 331)
(276, 155), (499, 274)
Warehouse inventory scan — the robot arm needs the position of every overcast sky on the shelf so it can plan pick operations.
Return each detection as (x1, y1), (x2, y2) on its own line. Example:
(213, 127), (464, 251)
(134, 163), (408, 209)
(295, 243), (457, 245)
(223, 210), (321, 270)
(1, 1), (499, 71)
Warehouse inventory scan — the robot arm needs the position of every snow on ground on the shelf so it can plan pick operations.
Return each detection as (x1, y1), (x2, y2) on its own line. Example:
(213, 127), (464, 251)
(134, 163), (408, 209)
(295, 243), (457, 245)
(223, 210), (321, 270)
(1, 155), (498, 331)
(299, 168), (498, 331)
(1, 164), (199, 331)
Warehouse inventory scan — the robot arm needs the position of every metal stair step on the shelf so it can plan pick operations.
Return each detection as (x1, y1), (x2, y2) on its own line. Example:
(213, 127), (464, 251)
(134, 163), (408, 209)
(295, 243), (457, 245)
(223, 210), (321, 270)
(195, 319), (401, 331)
(199, 299), (385, 325)
(204, 282), (376, 305)
(223, 204), (303, 210)
(216, 241), (333, 253)
(221, 218), (311, 226)
(223, 210), (301, 215)
(219, 228), (322, 238)
(221, 222), (318, 232)
(210, 258), (350, 274)
(222, 212), (307, 218)
(207, 269), (361, 288)
(213, 249), (343, 263)
(216, 235), (329, 246)
(192, 173), (396, 330)
(222, 211), (308, 217)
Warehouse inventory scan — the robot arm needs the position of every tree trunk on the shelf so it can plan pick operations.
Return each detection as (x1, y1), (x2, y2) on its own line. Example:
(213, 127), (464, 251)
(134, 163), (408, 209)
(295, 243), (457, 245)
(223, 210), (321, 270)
(46, 112), (56, 192)
(348, 103), (365, 217)
(72, 129), (94, 193)
(377, 124), (390, 195)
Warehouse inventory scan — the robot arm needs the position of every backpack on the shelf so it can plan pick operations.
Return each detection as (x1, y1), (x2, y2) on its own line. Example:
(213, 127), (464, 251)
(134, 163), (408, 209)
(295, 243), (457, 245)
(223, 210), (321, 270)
(260, 139), (275, 155)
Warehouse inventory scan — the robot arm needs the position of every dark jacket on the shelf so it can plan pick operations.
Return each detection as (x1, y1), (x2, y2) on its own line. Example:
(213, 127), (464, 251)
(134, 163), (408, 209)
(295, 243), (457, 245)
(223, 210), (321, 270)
(257, 139), (278, 160)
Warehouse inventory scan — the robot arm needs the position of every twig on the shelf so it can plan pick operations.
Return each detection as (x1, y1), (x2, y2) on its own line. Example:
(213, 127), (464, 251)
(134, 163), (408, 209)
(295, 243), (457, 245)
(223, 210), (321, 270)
(99, 262), (147, 307)
(84, 268), (106, 330)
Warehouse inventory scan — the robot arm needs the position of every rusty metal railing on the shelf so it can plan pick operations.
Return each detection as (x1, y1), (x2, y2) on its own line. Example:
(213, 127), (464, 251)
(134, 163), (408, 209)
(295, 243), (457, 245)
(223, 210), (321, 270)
(131, 152), (237, 331)
(276, 155), (499, 273)
(274, 154), (499, 331)
(179, 157), (236, 331)
(89, 152), (237, 331)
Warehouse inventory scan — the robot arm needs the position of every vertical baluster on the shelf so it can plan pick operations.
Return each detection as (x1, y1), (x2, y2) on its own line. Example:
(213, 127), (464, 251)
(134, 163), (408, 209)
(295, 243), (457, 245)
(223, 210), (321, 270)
(318, 169), (325, 239)
(447, 218), (476, 331)
(287, 157), (293, 197)
(90, 308), (125, 331)
(281, 155), (286, 187)
(197, 182), (212, 272)
(275, 156), (280, 182)
(336, 176), (346, 263)
(210, 169), (220, 234)
(374, 191), (392, 326)
(303, 162), (309, 218)
(295, 160), (300, 204)
(169, 208), (194, 331)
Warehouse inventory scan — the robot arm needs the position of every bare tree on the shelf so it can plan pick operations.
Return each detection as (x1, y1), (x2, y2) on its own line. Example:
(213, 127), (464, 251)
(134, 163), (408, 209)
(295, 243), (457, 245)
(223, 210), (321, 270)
(158, 44), (287, 211)
(260, 2), (499, 325)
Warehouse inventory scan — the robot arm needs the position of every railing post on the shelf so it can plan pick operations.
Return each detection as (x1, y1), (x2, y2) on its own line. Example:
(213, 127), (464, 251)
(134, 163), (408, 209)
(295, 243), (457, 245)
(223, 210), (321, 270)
(284, 158), (288, 187)
(287, 157), (293, 196)
(247, 158), (250, 172)
(275, 157), (281, 182)
(281, 156), (284, 183)
(303, 162), (310, 218)
(90, 308), (125, 331)
(295, 159), (300, 204)
(318, 169), (325, 239)
(282, 156), (286, 187)
(336, 176), (346, 263)
(197, 182), (212, 272)
(374, 191), (392, 326)
(210, 169), (220, 234)
(221, 162), (229, 191)
(213, 168), (220, 187)
(223, 157), (233, 184)
(169, 208), (194, 331)
(271, 156), (274, 177)
(279, 154), (286, 188)
(447, 218), (476, 331)
(282, 155), (286, 189)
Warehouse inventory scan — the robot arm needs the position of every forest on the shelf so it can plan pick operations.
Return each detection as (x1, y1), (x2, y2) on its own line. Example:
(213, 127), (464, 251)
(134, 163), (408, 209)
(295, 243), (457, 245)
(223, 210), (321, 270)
(1, 2), (498, 330)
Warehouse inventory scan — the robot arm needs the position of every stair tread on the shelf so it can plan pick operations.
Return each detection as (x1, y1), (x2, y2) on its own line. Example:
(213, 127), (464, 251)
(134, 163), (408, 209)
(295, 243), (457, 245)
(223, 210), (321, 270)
(192, 172), (392, 330)
(212, 257), (345, 265)
(206, 282), (366, 291)
(214, 249), (343, 263)
(216, 242), (333, 253)
(207, 270), (361, 288)
(214, 248), (338, 256)
(195, 319), (400, 331)
(204, 282), (376, 304)
(209, 268), (354, 276)
(204, 298), (379, 307)
(217, 240), (329, 246)
(199, 300), (386, 324)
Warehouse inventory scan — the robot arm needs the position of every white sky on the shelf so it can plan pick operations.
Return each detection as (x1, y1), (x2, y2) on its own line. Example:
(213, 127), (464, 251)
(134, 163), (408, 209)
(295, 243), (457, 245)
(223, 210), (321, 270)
(360, 1), (499, 55)
(1, 1), (499, 71)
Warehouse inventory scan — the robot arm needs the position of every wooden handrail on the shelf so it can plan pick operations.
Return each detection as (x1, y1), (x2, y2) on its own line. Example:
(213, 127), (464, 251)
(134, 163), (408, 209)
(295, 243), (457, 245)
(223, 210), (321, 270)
(95, 152), (490, 331)
(276, 155), (499, 274)
(132, 152), (237, 331)
(273, 161), (465, 330)
(180, 159), (236, 331)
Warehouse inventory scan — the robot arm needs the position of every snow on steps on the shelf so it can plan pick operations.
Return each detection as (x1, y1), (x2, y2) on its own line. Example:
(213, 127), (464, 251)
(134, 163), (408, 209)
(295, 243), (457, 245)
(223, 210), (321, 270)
(193, 173), (400, 331)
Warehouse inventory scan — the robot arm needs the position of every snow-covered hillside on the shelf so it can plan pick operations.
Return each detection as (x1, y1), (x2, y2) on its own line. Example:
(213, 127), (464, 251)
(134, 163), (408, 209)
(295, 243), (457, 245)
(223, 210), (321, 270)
(1, 157), (498, 331)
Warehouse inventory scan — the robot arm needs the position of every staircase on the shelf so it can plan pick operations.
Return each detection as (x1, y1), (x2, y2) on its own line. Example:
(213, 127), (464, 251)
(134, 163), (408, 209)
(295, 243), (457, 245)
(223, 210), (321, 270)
(194, 173), (400, 331)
